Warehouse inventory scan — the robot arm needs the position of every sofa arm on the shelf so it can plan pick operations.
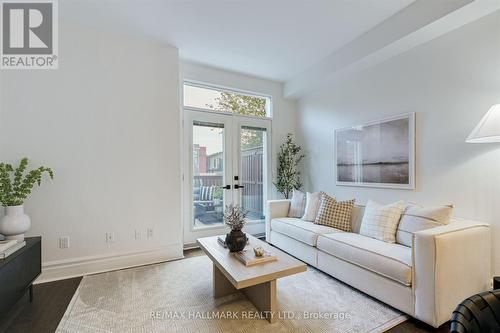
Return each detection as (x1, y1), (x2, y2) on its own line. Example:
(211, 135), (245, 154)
(265, 200), (290, 243)
(413, 220), (491, 327)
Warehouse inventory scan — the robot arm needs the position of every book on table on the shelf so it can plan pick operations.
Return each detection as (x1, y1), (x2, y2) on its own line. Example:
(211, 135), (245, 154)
(217, 236), (227, 248)
(0, 239), (18, 252)
(0, 241), (27, 259)
(234, 248), (277, 266)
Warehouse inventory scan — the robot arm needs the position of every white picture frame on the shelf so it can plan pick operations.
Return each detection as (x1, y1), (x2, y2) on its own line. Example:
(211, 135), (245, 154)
(334, 112), (416, 190)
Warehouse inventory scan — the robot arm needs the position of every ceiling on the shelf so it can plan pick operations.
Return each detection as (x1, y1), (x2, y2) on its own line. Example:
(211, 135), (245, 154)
(63, 0), (415, 81)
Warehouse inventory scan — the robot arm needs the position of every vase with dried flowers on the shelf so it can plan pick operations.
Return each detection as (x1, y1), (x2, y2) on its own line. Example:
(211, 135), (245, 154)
(224, 204), (248, 252)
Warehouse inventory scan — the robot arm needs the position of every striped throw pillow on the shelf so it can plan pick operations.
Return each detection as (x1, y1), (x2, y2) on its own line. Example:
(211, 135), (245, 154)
(200, 186), (214, 201)
(315, 192), (355, 232)
(200, 186), (208, 200)
(359, 200), (405, 243)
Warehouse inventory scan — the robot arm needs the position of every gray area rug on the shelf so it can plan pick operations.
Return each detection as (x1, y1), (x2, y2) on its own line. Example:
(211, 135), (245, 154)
(56, 256), (407, 332)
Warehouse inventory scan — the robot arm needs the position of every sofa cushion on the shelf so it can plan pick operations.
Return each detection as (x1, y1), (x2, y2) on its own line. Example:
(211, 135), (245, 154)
(317, 232), (412, 286)
(288, 190), (306, 218)
(396, 203), (453, 247)
(302, 192), (321, 221)
(271, 217), (342, 246)
(351, 205), (365, 233)
(359, 200), (405, 243)
(315, 192), (355, 232)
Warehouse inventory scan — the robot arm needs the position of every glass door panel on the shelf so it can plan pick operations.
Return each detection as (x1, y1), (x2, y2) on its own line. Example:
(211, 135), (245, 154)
(183, 110), (270, 245)
(192, 121), (225, 228)
(239, 126), (267, 222)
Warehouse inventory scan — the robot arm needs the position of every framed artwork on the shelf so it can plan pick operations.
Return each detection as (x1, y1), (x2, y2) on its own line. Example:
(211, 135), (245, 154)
(334, 113), (415, 189)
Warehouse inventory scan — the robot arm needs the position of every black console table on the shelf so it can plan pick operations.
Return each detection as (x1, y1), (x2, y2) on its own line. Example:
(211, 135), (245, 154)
(0, 237), (41, 319)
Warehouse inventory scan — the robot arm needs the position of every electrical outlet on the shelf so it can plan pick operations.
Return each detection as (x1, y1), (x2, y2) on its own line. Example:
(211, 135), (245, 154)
(59, 236), (70, 249)
(135, 230), (142, 240)
(147, 228), (153, 239)
(106, 232), (115, 243)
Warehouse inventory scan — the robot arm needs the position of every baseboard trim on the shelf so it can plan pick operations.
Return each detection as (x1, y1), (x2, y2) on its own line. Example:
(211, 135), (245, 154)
(35, 244), (183, 284)
(183, 242), (199, 250)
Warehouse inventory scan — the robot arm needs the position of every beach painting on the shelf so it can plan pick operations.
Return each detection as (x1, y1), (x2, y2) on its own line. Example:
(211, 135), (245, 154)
(335, 113), (415, 189)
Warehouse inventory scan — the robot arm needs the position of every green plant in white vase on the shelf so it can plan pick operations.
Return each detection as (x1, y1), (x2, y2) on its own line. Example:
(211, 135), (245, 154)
(0, 158), (54, 240)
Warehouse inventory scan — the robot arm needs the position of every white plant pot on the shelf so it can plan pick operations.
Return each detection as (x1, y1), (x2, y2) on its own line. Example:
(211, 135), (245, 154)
(0, 205), (31, 241)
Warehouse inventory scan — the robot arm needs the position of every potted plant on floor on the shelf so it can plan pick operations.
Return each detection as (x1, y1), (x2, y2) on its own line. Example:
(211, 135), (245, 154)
(0, 158), (54, 240)
(274, 133), (305, 199)
(224, 204), (247, 252)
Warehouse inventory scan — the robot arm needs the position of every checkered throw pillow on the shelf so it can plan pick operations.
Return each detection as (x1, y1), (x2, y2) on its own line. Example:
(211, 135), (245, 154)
(315, 192), (355, 232)
(359, 200), (405, 243)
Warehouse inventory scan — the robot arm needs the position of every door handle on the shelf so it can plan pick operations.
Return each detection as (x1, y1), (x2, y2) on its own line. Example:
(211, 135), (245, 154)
(234, 184), (244, 189)
(221, 185), (231, 190)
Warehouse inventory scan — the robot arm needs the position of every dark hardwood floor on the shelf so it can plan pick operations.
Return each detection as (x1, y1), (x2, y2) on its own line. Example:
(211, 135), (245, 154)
(0, 276), (82, 333)
(0, 248), (449, 332)
(387, 318), (449, 333)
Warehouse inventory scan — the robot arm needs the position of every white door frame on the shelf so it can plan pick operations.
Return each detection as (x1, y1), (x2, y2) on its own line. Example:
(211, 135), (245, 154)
(182, 109), (272, 246)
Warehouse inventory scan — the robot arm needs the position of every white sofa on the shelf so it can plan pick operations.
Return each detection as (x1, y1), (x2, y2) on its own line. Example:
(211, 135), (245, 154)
(266, 199), (491, 328)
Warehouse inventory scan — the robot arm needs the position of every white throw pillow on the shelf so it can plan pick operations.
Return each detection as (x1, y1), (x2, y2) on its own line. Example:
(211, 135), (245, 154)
(359, 200), (405, 243)
(301, 192), (321, 221)
(396, 203), (453, 247)
(288, 190), (306, 218)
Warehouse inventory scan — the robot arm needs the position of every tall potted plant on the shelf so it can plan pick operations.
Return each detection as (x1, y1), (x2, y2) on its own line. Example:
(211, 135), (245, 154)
(273, 133), (305, 199)
(0, 158), (53, 240)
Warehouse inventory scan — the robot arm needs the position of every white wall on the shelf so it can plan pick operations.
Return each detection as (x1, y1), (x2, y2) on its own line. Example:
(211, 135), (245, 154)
(0, 21), (183, 282)
(296, 12), (500, 274)
(179, 61), (296, 243)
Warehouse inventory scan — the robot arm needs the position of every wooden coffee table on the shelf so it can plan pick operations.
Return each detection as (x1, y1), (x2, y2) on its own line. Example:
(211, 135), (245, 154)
(197, 234), (307, 323)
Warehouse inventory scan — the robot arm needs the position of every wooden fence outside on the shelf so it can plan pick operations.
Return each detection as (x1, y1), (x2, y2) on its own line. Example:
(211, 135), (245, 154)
(193, 146), (264, 218)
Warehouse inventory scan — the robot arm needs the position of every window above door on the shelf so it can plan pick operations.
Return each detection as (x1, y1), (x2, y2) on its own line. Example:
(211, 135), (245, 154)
(183, 82), (272, 119)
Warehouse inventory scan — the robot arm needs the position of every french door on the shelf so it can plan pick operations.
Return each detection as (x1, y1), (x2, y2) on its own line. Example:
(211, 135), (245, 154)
(183, 110), (271, 245)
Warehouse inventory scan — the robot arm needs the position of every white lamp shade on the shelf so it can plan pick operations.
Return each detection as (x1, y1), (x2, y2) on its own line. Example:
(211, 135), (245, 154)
(466, 104), (500, 143)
